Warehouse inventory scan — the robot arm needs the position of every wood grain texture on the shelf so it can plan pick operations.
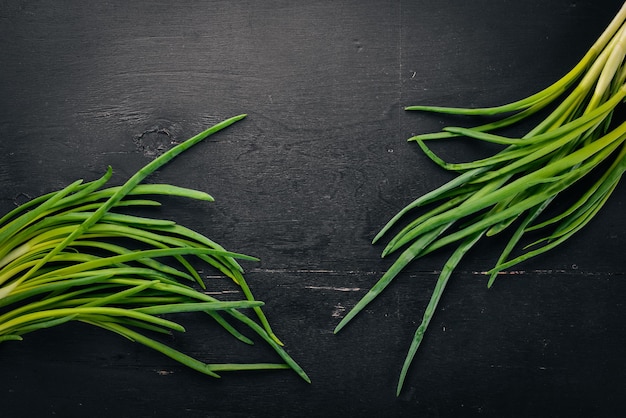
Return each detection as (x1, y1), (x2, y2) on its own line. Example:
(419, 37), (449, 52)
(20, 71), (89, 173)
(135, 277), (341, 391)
(1, 1), (625, 417)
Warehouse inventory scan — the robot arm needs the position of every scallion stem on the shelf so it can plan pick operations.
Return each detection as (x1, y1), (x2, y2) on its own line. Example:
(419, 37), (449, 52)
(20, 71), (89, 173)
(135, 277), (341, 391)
(0, 115), (310, 384)
(337, 3), (626, 396)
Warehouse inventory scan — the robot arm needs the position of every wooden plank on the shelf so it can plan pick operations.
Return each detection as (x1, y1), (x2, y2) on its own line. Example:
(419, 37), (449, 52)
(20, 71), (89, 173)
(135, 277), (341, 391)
(1, 1), (624, 416)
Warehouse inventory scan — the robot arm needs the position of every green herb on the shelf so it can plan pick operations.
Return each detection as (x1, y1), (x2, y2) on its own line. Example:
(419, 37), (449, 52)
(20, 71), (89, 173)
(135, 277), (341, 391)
(0, 114), (310, 383)
(335, 4), (626, 395)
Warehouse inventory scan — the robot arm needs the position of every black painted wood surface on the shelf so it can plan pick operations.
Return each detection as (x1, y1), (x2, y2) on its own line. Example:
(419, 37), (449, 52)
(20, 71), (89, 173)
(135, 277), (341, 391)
(1, 1), (625, 417)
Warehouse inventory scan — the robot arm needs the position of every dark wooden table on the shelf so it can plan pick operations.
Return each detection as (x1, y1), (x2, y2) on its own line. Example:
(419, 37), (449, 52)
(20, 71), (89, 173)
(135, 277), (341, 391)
(1, 1), (625, 417)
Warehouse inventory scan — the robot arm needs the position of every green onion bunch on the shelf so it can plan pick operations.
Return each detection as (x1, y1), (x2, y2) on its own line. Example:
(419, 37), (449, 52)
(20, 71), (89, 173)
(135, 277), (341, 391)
(0, 114), (309, 383)
(335, 3), (626, 395)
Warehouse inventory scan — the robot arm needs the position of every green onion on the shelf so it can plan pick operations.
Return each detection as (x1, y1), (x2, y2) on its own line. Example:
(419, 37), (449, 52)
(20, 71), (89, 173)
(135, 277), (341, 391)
(0, 114), (310, 383)
(335, 4), (626, 396)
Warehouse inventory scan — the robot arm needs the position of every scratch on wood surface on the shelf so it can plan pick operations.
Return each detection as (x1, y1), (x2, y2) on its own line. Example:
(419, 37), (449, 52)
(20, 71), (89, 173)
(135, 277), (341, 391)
(203, 290), (241, 295)
(331, 303), (346, 318)
(481, 269), (569, 275)
(155, 370), (174, 376)
(254, 268), (354, 274)
(304, 286), (361, 292)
